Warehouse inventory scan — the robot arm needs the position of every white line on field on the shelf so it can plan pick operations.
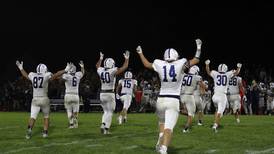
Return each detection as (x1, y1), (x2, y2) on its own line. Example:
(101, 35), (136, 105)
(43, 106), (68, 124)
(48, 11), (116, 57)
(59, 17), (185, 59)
(246, 148), (274, 154)
(122, 145), (138, 150)
(2, 133), (138, 154)
(2, 146), (40, 154)
(86, 144), (103, 147)
(205, 149), (218, 153)
(0, 126), (19, 130)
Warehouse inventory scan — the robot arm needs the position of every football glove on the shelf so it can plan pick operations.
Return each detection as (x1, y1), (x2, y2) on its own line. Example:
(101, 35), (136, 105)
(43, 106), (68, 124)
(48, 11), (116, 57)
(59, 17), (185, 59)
(16, 60), (23, 70)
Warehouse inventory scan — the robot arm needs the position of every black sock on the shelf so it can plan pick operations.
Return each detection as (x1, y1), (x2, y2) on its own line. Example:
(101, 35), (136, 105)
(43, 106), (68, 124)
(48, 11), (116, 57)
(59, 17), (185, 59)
(43, 130), (48, 134)
(27, 125), (32, 130)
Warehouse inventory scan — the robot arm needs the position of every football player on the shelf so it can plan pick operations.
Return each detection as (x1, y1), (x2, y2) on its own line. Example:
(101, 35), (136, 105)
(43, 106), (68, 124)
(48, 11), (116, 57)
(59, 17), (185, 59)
(227, 75), (244, 123)
(180, 65), (205, 133)
(136, 38), (202, 154)
(116, 71), (138, 124)
(96, 51), (130, 134)
(192, 66), (206, 126)
(202, 80), (212, 114)
(62, 61), (85, 128)
(205, 60), (241, 132)
(16, 61), (72, 139)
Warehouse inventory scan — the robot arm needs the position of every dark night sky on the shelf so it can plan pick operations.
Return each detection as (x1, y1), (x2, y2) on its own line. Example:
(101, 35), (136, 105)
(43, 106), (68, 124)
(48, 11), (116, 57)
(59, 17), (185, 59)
(1, 1), (274, 83)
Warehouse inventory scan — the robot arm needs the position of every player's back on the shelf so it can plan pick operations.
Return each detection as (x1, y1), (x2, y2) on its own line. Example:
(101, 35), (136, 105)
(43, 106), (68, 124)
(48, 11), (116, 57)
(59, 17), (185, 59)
(152, 59), (186, 96)
(28, 72), (52, 97)
(211, 70), (234, 94)
(181, 74), (201, 95)
(119, 79), (137, 95)
(97, 67), (118, 91)
(228, 76), (241, 95)
(63, 72), (83, 94)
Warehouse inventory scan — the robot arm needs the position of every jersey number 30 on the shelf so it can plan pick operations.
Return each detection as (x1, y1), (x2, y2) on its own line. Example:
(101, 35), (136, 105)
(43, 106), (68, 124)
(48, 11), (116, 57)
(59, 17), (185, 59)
(216, 75), (227, 86)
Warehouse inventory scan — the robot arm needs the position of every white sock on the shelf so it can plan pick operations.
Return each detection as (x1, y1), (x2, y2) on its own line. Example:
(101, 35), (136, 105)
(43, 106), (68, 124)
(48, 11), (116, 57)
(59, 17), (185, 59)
(157, 132), (164, 144)
(161, 145), (167, 152)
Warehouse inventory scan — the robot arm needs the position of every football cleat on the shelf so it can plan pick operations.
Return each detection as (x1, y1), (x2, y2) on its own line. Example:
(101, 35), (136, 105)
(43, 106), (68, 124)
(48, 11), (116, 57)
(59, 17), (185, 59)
(100, 123), (106, 134)
(183, 129), (189, 133)
(158, 146), (168, 154)
(212, 126), (218, 133)
(73, 118), (78, 128)
(236, 118), (240, 123)
(123, 117), (127, 123)
(42, 133), (48, 138)
(118, 116), (122, 125)
(25, 129), (32, 139)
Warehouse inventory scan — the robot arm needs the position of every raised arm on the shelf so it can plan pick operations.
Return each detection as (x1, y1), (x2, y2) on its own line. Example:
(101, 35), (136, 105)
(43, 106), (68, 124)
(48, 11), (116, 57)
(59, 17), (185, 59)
(233, 63), (242, 76)
(96, 52), (104, 69)
(116, 51), (130, 75)
(189, 38), (202, 67)
(205, 59), (211, 76)
(79, 60), (85, 75)
(136, 46), (153, 70)
(50, 63), (72, 81)
(16, 61), (29, 80)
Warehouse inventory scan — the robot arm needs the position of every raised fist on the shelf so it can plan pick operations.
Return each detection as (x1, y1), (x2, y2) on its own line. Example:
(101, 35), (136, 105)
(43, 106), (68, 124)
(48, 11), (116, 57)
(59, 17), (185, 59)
(16, 60), (23, 70)
(196, 38), (202, 49)
(65, 62), (72, 72)
(123, 50), (130, 59)
(79, 60), (84, 68)
(237, 63), (242, 68)
(205, 59), (210, 65)
(136, 45), (142, 54)
(100, 52), (104, 60)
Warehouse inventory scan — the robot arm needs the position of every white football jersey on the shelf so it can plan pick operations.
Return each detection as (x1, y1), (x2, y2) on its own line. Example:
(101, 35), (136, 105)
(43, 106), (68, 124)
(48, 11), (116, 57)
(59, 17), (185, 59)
(194, 75), (202, 96)
(118, 79), (138, 95)
(228, 76), (242, 95)
(28, 72), (52, 97)
(210, 70), (234, 94)
(152, 58), (187, 95)
(62, 72), (83, 94)
(97, 67), (118, 90)
(181, 74), (202, 95)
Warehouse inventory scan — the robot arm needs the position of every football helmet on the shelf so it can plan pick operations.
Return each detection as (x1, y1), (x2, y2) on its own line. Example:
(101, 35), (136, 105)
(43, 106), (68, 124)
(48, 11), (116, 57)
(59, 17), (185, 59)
(189, 65), (199, 75)
(36, 63), (47, 74)
(270, 82), (274, 89)
(124, 71), (133, 79)
(164, 48), (179, 61)
(218, 64), (228, 73)
(68, 63), (76, 74)
(104, 58), (115, 69)
(204, 80), (209, 89)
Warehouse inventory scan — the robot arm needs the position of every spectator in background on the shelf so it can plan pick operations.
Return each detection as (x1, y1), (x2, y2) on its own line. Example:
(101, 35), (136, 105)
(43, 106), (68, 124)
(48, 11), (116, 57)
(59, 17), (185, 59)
(251, 80), (260, 115)
(135, 86), (143, 112)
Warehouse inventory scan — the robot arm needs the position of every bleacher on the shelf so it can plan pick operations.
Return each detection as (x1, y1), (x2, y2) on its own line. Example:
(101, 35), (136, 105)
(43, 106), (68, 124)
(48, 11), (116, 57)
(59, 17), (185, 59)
(50, 98), (101, 112)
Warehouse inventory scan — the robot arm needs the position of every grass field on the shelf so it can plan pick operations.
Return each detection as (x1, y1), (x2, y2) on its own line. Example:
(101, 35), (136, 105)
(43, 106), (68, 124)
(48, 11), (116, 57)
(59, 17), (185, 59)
(0, 112), (274, 154)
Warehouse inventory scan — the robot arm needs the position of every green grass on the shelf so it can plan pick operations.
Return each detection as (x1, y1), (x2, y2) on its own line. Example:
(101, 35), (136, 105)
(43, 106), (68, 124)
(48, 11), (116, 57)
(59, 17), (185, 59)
(0, 112), (274, 154)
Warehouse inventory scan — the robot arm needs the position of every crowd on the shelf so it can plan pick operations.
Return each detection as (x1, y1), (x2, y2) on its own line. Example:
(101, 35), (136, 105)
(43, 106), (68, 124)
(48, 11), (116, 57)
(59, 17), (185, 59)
(0, 64), (273, 115)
